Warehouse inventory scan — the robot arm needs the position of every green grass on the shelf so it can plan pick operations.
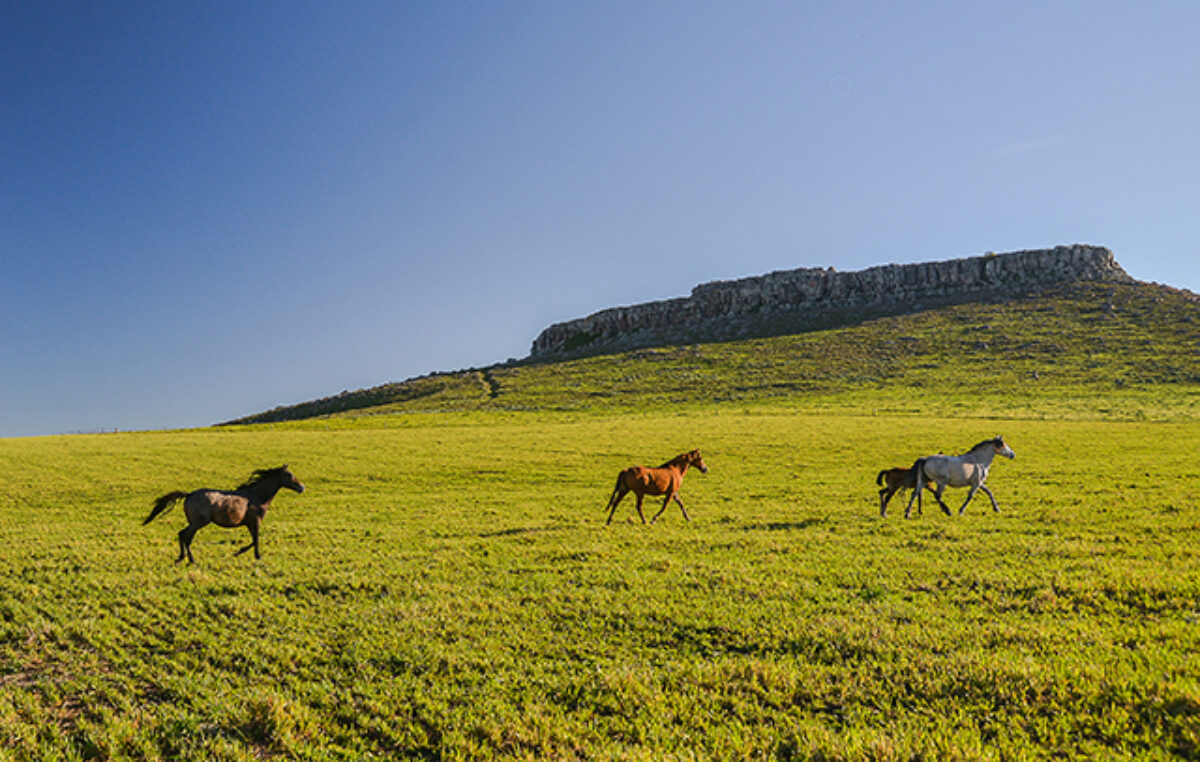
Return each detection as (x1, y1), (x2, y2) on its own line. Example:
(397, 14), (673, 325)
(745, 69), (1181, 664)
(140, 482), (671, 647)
(2, 404), (1199, 759)
(2, 280), (1199, 759)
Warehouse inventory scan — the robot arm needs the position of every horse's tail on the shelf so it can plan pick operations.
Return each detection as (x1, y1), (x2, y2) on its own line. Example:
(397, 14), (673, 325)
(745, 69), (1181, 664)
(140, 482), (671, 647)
(911, 458), (928, 488)
(876, 470), (887, 486)
(144, 491), (187, 525)
(606, 472), (626, 508)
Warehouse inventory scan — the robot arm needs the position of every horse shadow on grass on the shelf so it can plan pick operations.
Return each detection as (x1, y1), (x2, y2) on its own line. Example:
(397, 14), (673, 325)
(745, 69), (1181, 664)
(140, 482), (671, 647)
(477, 525), (563, 539)
(742, 517), (826, 532)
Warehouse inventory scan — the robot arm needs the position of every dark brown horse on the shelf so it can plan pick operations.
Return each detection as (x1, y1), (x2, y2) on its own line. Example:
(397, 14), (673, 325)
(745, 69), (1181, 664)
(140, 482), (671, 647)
(877, 459), (934, 517)
(604, 450), (708, 525)
(143, 465), (305, 563)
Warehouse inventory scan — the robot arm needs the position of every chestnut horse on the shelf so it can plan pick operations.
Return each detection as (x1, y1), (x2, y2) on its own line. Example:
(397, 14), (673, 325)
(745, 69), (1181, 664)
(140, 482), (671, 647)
(876, 459), (935, 517)
(604, 450), (708, 525)
(143, 465), (305, 563)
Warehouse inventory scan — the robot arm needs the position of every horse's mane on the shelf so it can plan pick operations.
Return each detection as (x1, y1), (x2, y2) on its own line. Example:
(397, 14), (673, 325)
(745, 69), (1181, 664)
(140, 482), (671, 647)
(659, 451), (701, 468)
(658, 452), (689, 467)
(238, 466), (289, 490)
(965, 438), (1002, 455)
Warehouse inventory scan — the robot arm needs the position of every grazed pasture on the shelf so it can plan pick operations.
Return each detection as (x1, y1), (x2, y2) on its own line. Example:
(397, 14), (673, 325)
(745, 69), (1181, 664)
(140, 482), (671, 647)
(1, 405), (1197, 759)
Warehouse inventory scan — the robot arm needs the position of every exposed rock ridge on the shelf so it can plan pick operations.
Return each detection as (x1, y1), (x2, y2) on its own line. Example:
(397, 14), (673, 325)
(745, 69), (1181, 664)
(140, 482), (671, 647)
(530, 245), (1132, 358)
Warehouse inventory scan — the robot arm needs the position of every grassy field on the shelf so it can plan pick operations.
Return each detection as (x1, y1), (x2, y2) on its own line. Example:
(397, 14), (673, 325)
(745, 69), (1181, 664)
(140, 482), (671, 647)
(2, 400), (1199, 760)
(2, 281), (1199, 759)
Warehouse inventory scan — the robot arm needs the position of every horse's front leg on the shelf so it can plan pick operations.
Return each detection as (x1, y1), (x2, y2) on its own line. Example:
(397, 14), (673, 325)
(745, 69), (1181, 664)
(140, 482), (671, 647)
(958, 484), (982, 515)
(672, 493), (691, 522)
(650, 492), (673, 523)
(978, 484), (1000, 512)
(235, 519), (261, 558)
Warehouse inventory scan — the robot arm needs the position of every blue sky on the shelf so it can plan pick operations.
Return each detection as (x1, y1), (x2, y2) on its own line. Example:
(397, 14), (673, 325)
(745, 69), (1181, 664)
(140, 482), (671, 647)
(2, 2), (1198, 437)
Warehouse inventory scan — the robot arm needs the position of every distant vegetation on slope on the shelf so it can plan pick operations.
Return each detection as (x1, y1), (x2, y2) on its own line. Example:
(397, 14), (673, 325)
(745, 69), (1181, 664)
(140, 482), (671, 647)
(226, 281), (1200, 426)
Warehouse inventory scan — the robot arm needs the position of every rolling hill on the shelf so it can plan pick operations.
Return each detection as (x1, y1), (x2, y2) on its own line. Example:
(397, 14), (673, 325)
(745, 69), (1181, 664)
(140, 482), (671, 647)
(226, 279), (1200, 426)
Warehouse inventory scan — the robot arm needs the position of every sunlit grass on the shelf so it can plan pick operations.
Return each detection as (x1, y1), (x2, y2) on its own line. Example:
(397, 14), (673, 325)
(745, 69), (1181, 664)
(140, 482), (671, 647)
(2, 402), (1198, 758)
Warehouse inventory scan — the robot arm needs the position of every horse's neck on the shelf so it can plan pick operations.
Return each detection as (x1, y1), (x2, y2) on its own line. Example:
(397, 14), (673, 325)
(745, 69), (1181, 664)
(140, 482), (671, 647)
(964, 445), (996, 466)
(659, 456), (688, 472)
(242, 481), (282, 506)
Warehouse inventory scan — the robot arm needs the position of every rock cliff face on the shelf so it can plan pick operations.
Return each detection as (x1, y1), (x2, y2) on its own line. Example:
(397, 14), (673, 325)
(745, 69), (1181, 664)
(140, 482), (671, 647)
(529, 245), (1132, 358)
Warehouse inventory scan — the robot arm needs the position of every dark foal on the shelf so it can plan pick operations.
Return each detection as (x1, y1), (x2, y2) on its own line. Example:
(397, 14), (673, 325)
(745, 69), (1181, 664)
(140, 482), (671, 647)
(876, 459), (933, 517)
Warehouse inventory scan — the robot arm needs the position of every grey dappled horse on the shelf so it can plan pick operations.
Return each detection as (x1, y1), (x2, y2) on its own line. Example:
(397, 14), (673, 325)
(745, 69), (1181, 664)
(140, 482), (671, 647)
(143, 465), (305, 563)
(905, 436), (1015, 518)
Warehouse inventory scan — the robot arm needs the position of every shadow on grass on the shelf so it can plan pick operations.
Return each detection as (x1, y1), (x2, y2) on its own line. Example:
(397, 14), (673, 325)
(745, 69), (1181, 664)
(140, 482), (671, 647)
(743, 517), (825, 532)
(477, 525), (563, 539)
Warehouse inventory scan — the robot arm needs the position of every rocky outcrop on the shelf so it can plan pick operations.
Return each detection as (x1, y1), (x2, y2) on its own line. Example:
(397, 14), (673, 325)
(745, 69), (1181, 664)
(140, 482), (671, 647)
(530, 245), (1132, 358)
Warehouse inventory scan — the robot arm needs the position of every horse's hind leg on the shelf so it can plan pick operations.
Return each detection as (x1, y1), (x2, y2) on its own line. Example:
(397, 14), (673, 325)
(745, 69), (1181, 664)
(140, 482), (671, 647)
(880, 487), (893, 516)
(933, 484), (953, 516)
(605, 478), (628, 525)
(177, 526), (198, 564)
(633, 494), (647, 524)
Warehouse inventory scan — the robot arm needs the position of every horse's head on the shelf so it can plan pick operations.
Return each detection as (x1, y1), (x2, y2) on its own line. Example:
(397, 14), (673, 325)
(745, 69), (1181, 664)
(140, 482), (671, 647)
(993, 436), (1015, 460)
(278, 464), (306, 493)
(687, 449), (709, 474)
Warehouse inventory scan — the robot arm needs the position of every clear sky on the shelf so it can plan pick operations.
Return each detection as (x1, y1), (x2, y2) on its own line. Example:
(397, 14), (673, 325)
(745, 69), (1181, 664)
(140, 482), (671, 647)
(3, 2), (1198, 437)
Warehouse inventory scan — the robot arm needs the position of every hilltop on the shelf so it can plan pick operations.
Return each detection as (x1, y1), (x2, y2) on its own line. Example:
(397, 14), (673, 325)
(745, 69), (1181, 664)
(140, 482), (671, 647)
(531, 245), (1131, 359)
(225, 270), (1200, 425)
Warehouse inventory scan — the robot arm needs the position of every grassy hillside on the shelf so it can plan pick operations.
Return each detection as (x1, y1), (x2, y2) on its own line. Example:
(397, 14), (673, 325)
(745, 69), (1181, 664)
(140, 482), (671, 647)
(1, 278), (1199, 759)
(229, 281), (1200, 425)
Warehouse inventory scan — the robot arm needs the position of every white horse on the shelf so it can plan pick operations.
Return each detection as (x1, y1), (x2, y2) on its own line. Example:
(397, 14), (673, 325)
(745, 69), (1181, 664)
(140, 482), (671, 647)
(905, 436), (1015, 518)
